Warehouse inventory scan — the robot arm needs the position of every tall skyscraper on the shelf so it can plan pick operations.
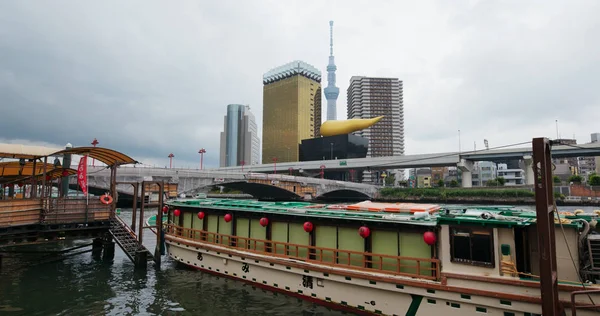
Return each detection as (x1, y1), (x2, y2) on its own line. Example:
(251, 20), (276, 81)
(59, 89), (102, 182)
(347, 76), (404, 182)
(219, 104), (260, 167)
(262, 60), (322, 164)
(324, 21), (339, 121)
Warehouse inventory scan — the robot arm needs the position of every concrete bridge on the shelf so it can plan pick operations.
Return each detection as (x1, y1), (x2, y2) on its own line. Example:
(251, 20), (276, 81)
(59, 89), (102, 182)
(73, 166), (380, 201)
(212, 142), (600, 187)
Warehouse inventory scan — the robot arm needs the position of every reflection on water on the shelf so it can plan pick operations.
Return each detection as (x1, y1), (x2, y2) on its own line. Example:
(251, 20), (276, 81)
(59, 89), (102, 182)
(1, 204), (598, 315)
(0, 209), (342, 316)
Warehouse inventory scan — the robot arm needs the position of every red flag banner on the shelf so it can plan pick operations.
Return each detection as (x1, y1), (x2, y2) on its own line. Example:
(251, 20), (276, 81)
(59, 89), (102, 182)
(77, 156), (88, 196)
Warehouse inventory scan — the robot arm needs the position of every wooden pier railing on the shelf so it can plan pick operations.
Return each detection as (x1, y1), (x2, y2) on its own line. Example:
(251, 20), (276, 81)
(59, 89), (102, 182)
(0, 197), (111, 228)
(43, 198), (110, 224)
(166, 224), (440, 280)
(0, 199), (43, 227)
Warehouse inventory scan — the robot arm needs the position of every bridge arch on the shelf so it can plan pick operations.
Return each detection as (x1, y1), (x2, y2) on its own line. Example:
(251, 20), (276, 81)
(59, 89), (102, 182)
(316, 189), (371, 202)
(217, 181), (302, 200)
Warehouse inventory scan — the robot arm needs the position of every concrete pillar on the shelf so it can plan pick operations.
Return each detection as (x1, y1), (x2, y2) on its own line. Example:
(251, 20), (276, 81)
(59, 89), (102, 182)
(457, 159), (474, 188)
(523, 155), (535, 185)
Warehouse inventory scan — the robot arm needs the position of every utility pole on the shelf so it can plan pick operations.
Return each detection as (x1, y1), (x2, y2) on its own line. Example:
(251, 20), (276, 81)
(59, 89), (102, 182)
(458, 129), (461, 154)
(532, 137), (562, 315)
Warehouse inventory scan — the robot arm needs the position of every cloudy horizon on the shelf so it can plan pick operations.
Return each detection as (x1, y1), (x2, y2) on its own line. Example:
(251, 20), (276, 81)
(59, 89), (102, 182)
(1, 1), (599, 169)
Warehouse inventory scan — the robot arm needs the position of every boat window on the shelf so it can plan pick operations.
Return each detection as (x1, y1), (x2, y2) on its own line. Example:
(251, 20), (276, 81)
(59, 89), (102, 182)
(450, 227), (494, 267)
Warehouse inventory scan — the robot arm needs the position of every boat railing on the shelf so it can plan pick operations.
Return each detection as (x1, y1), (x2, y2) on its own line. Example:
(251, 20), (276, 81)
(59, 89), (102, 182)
(570, 290), (600, 315)
(166, 224), (440, 281)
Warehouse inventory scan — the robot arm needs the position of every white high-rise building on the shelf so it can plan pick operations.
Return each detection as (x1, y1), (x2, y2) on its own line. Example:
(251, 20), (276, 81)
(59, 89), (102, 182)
(219, 104), (260, 167)
(347, 76), (405, 183)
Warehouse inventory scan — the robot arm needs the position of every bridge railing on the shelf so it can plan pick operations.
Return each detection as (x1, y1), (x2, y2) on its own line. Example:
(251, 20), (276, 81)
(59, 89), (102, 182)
(86, 166), (379, 190)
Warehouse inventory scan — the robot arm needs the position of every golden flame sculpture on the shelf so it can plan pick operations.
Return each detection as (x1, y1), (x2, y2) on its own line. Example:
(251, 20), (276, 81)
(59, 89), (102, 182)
(320, 116), (384, 137)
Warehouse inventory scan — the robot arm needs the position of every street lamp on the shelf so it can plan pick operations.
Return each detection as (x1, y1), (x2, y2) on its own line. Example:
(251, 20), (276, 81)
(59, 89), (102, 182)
(198, 148), (206, 170)
(91, 138), (99, 166)
(168, 153), (174, 169)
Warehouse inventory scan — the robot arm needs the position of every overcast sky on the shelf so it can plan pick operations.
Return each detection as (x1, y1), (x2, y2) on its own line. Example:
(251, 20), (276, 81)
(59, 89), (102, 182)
(1, 1), (598, 168)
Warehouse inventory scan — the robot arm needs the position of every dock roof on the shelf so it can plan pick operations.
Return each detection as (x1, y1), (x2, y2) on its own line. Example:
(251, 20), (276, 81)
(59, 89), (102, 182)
(0, 143), (137, 166)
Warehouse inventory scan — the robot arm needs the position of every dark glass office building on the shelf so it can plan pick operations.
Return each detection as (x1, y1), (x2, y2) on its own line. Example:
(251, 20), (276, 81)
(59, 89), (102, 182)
(299, 134), (368, 161)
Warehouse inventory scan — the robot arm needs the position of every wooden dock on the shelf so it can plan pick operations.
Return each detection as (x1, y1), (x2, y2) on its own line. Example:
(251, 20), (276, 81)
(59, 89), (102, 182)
(0, 143), (164, 270)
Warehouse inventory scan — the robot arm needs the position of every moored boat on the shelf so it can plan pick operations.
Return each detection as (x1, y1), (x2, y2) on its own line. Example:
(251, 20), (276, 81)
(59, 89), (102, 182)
(148, 198), (600, 315)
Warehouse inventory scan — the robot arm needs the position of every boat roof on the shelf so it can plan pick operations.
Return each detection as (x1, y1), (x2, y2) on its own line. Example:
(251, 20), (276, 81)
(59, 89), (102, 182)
(166, 198), (592, 228)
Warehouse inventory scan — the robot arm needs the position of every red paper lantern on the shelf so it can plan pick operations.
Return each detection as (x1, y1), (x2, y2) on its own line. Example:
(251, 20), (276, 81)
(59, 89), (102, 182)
(259, 217), (269, 227)
(17, 182), (23, 188)
(197, 211), (205, 219)
(162, 206), (169, 214)
(224, 213), (232, 222)
(303, 221), (313, 233)
(173, 209), (181, 217)
(423, 231), (436, 245)
(45, 175), (51, 181)
(3, 184), (9, 188)
(62, 170), (69, 177)
(358, 226), (370, 238)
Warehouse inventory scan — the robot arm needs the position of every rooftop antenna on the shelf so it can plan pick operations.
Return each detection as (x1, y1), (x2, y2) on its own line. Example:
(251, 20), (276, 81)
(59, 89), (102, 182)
(329, 20), (334, 56)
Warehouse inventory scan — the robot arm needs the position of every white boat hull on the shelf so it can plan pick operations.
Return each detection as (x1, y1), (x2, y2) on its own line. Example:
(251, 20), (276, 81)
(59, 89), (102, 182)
(165, 236), (566, 316)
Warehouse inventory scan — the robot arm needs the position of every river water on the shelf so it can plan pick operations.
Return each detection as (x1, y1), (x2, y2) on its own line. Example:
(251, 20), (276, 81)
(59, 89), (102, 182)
(1, 204), (598, 315)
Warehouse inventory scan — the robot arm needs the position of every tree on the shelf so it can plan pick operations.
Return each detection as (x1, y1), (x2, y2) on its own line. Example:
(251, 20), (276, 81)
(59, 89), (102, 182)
(589, 174), (600, 186)
(437, 179), (445, 187)
(486, 179), (499, 186)
(553, 175), (561, 184)
(449, 179), (459, 187)
(568, 175), (583, 183)
(384, 174), (396, 186)
(496, 177), (506, 186)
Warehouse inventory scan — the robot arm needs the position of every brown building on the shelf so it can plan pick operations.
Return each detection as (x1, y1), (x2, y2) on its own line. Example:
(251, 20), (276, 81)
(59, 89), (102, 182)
(347, 76), (404, 182)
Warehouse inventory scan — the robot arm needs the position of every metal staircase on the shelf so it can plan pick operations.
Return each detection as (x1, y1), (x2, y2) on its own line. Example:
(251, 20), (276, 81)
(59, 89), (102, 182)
(109, 216), (151, 262)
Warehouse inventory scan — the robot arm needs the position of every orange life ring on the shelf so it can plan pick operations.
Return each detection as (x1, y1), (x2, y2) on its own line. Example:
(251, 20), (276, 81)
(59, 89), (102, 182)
(100, 194), (113, 205)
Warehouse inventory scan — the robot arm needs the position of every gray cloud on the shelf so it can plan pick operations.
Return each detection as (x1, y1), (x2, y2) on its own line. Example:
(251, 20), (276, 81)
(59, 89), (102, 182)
(1, 1), (598, 169)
